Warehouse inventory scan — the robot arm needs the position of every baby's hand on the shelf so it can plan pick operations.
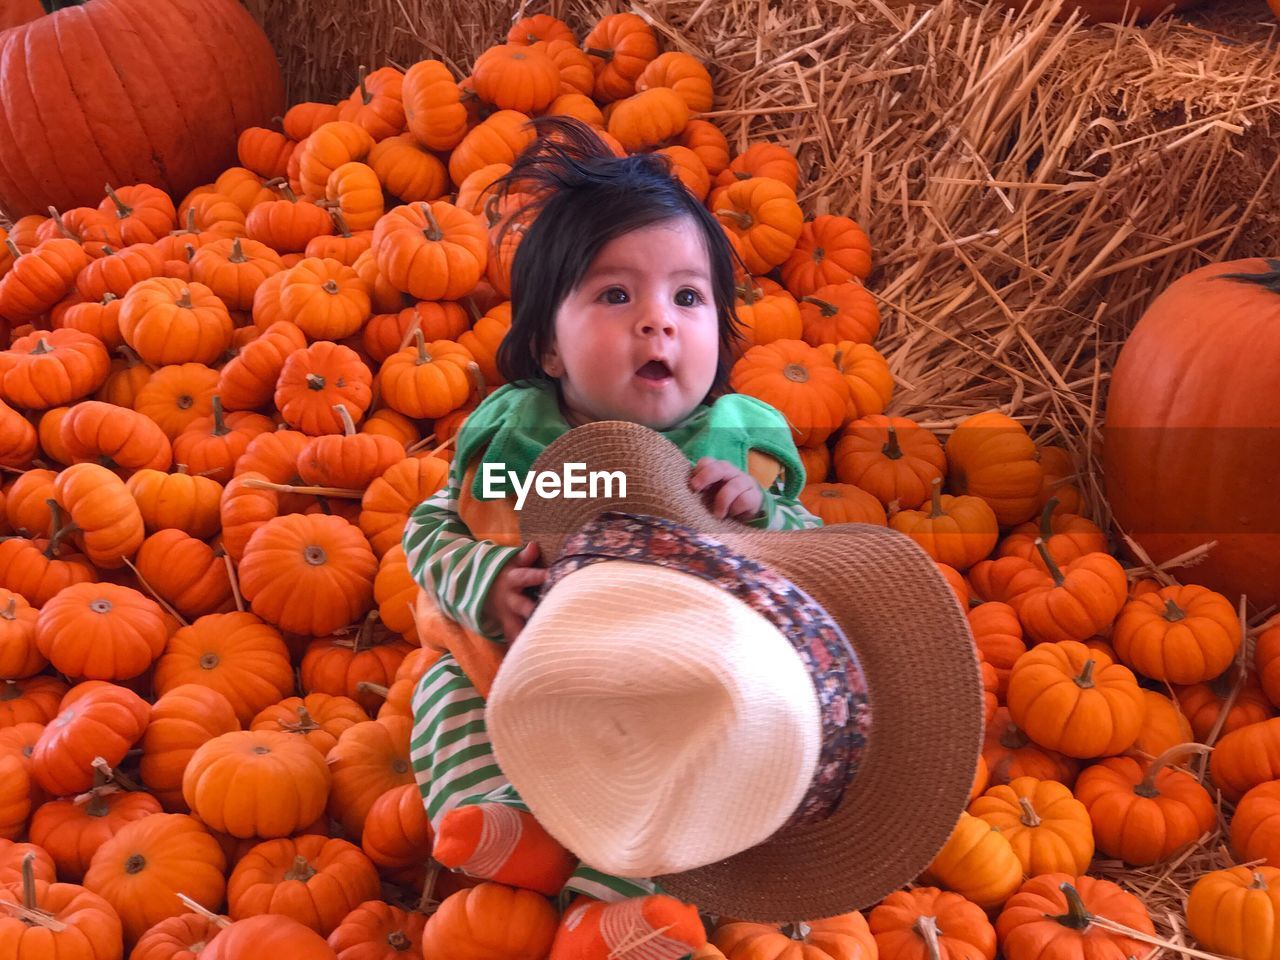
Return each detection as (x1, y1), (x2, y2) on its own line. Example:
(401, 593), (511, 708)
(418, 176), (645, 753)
(689, 457), (764, 522)
(484, 542), (548, 643)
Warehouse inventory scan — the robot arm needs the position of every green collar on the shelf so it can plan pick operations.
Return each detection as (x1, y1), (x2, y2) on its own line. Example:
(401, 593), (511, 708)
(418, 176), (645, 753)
(454, 380), (806, 500)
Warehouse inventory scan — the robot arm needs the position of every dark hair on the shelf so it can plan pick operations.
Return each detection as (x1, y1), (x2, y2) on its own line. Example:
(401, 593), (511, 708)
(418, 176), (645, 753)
(490, 116), (746, 403)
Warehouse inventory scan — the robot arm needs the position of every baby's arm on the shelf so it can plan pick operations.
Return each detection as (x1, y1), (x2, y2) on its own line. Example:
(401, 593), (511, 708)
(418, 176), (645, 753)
(402, 464), (521, 642)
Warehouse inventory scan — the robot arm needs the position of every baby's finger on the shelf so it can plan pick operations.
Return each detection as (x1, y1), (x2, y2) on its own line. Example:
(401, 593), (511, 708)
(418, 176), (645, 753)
(690, 459), (732, 492)
(713, 475), (755, 517)
(506, 567), (548, 589)
(511, 594), (537, 619)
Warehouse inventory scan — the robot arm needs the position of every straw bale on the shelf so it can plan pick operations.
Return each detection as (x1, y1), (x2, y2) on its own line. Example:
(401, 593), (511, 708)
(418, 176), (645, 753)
(244, 0), (1280, 541)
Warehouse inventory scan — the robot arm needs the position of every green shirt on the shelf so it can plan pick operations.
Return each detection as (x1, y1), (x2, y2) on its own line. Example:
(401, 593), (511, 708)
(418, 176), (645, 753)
(454, 379), (808, 501)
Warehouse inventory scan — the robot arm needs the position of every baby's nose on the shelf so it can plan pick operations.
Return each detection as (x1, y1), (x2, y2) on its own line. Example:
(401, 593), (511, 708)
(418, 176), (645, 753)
(636, 307), (677, 337)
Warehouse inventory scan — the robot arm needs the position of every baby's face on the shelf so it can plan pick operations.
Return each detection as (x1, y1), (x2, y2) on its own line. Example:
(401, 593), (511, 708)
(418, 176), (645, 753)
(541, 217), (721, 431)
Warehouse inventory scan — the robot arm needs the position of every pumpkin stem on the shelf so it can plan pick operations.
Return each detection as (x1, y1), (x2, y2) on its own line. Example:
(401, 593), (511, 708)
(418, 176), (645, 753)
(184, 242), (198, 263)
(1163, 597), (1187, 622)
(321, 279), (341, 295)
(715, 207), (753, 230)
(101, 292), (118, 305)
(782, 362), (809, 384)
(466, 361), (486, 404)
(412, 328), (431, 365)
(1038, 497), (1060, 540)
(1134, 742), (1213, 798)
(419, 203), (444, 242)
(1219, 260), (1280, 295)
(294, 704), (319, 731)
(44, 498), (80, 557)
(585, 46), (616, 60)
(736, 281), (759, 306)
(3, 238), (20, 260)
(99, 244), (116, 258)
(90, 756), (142, 793)
(228, 237), (248, 264)
(1034, 537), (1066, 586)
(176, 208), (198, 234)
(416, 860), (443, 915)
(333, 403), (357, 437)
(284, 855), (317, 882)
(46, 206), (75, 240)
(353, 609), (380, 652)
(357, 680), (391, 700)
(29, 337), (53, 356)
(0, 598), (15, 621)
(1000, 721), (1031, 750)
(801, 295), (839, 318)
(913, 914), (944, 960)
(926, 477), (945, 520)
(1075, 658), (1096, 689)
(1048, 882), (1093, 931)
(387, 929), (412, 951)
(306, 373), (327, 391)
(103, 183), (133, 219)
(21, 853), (35, 910)
(329, 208), (353, 238)
(357, 64), (372, 104)
(304, 545), (328, 566)
(1252, 871), (1271, 890)
(210, 396), (229, 437)
(176, 893), (231, 927)
(1017, 795), (1042, 827)
(882, 424), (904, 460)
(831, 348), (845, 372)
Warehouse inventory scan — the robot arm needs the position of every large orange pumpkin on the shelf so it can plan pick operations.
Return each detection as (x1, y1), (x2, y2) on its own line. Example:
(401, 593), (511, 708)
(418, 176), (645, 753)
(0, 0), (284, 217)
(1104, 258), (1280, 612)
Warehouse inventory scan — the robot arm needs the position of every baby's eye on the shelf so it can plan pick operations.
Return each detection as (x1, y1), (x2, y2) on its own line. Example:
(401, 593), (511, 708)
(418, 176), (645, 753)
(674, 288), (705, 307)
(601, 287), (629, 305)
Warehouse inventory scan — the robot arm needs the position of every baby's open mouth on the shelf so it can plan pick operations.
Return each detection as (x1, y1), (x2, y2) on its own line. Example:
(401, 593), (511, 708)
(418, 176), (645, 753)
(636, 359), (672, 380)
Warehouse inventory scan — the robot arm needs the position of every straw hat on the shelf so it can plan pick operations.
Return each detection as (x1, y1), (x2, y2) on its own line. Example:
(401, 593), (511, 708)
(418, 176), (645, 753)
(486, 421), (983, 922)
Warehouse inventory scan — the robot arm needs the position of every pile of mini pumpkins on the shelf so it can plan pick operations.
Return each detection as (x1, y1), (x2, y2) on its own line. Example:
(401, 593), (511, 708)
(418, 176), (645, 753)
(0, 9), (1277, 960)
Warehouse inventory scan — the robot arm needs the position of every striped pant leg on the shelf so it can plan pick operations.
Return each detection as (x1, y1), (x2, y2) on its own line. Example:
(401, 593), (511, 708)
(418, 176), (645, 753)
(408, 651), (529, 834)
(557, 865), (664, 911)
(409, 652), (664, 908)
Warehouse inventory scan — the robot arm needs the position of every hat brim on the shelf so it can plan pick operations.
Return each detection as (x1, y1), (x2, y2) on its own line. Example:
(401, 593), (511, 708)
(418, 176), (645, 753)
(518, 421), (984, 922)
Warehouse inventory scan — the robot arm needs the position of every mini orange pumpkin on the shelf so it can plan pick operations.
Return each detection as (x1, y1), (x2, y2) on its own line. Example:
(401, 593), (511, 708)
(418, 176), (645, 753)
(1110, 583), (1240, 684)
(278, 257), (372, 341)
(238, 513), (378, 637)
(373, 201), (488, 302)
(996, 874), (1154, 960)
(945, 411), (1044, 527)
(968, 776), (1094, 877)
(274, 340), (374, 436)
(832, 414), (947, 510)
(1075, 743), (1215, 866)
(184, 730), (332, 839)
(713, 177), (804, 276)
(1006, 640), (1145, 760)
(890, 477), (1000, 571)
(420, 882), (559, 960)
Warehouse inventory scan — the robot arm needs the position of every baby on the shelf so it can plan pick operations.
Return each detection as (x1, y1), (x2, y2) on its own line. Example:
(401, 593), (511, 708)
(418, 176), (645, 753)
(403, 116), (822, 957)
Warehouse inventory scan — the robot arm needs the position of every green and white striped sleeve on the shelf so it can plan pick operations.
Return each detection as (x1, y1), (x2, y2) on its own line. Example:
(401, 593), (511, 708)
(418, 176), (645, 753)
(401, 461), (519, 643)
(746, 477), (825, 531)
